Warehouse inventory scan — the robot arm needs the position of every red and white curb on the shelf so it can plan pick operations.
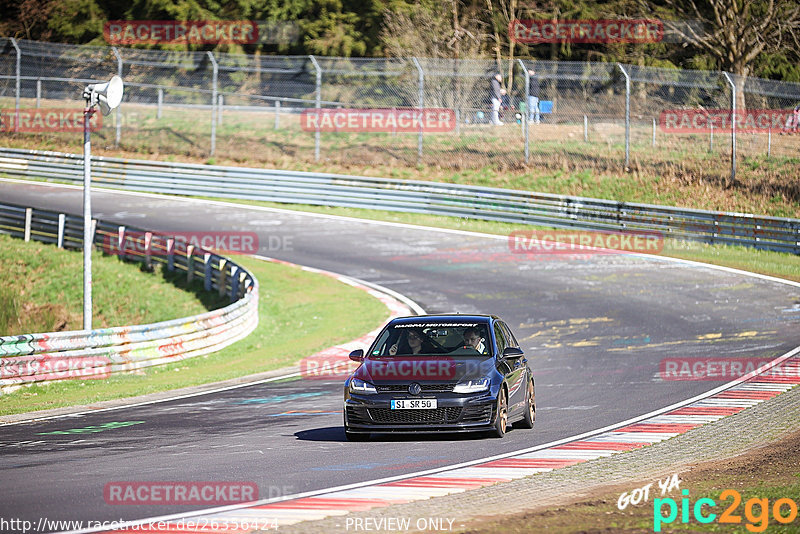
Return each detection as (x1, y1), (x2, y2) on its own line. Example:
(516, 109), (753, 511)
(82, 351), (800, 534)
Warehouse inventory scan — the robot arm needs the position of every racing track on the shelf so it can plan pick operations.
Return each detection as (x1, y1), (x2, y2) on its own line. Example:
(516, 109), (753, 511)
(1, 180), (799, 532)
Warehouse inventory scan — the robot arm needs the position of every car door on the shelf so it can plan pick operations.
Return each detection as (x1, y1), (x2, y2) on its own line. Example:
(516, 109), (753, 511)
(498, 321), (527, 413)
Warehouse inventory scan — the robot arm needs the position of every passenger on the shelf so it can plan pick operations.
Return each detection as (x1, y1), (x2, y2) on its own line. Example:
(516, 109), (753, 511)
(389, 329), (435, 355)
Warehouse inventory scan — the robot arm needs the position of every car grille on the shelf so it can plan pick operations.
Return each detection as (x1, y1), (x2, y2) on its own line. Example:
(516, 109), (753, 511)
(375, 384), (455, 393)
(368, 407), (462, 424)
(461, 404), (492, 423)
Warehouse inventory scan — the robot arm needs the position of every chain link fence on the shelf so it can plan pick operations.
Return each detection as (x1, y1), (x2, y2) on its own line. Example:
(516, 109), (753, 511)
(1, 38), (798, 178)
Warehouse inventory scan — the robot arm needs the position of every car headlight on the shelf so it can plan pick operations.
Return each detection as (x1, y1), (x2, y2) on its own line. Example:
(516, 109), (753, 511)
(453, 377), (490, 393)
(349, 378), (377, 395)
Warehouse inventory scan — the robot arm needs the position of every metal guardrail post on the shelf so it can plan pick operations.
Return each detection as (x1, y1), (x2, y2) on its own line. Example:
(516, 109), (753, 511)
(111, 47), (123, 147)
(10, 38), (20, 131)
(411, 57), (424, 163)
(518, 59), (530, 163)
(309, 55), (322, 162)
(207, 51), (218, 157)
(722, 72), (736, 182)
(617, 64), (630, 170)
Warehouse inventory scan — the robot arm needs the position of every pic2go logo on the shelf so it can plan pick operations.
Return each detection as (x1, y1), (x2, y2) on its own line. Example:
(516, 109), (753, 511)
(654, 489), (800, 532)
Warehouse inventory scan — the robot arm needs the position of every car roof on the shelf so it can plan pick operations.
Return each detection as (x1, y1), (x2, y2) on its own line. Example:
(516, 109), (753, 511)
(388, 314), (496, 325)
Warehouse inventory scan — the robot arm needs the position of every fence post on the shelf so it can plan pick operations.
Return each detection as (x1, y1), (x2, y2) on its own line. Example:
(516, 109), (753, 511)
(10, 38), (20, 131)
(652, 118), (656, 147)
(157, 88), (163, 119)
(111, 47), (123, 147)
(36, 78), (41, 108)
(218, 95), (224, 125)
(411, 57), (424, 163)
(207, 51), (218, 157)
(309, 55), (322, 162)
(24, 208), (32, 242)
(584, 115), (588, 142)
(518, 59), (530, 163)
(617, 63), (631, 170)
(57, 213), (65, 248)
(709, 122), (714, 151)
(767, 127), (771, 158)
(274, 100), (280, 129)
(722, 72), (736, 181)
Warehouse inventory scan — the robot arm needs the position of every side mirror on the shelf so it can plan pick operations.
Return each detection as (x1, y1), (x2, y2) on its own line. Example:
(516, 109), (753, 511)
(349, 349), (365, 362)
(502, 347), (524, 359)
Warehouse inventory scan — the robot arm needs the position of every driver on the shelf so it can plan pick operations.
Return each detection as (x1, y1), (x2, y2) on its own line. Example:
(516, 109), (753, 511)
(463, 327), (486, 353)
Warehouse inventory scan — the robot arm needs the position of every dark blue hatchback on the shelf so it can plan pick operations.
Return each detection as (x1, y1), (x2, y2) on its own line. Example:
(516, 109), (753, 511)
(343, 315), (535, 440)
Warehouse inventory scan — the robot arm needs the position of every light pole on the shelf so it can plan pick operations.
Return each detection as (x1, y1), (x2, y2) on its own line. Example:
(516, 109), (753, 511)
(81, 76), (123, 330)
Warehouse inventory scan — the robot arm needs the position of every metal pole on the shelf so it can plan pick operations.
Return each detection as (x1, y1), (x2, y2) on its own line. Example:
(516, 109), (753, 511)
(36, 79), (41, 108)
(207, 51), (218, 156)
(112, 47), (123, 146)
(518, 59), (529, 163)
(584, 115), (588, 142)
(218, 95), (223, 125)
(652, 118), (656, 147)
(82, 103), (93, 330)
(10, 38), (20, 132)
(274, 100), (280, 129)
(617, 64), (630, 169)
(411, 57), (424, 163)
(722, 72), (736, 181)
(709, 122), (714, 151)
(309, 55), (322, 162)
(767, 127), (771, 158)
(157, 88), (163, 119)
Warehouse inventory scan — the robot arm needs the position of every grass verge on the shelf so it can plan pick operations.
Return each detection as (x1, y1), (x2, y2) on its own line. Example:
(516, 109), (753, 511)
(0, 233), (225, 335)
(461, 426), (800, 533)
(0, 254), (390, 416)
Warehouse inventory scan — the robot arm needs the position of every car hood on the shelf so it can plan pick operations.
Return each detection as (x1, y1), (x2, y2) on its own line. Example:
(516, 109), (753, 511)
(353, 355), (494, 384)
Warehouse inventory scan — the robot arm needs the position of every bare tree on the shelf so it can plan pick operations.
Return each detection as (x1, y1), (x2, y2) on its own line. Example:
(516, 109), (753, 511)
(641, 0), (800, 107)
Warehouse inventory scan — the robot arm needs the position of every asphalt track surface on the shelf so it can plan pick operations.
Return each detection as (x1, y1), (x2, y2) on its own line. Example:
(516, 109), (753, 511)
(1, 181), (799, 532)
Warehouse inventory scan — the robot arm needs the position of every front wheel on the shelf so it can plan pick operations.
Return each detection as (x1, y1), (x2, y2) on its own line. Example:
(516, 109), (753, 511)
(490, 390), (508, 438)
(516, 378), (535, 429)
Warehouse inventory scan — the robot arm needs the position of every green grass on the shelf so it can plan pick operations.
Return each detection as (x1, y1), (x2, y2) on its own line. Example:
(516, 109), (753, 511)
(0, 255), (389, 415)
(0, 233), (224, 335)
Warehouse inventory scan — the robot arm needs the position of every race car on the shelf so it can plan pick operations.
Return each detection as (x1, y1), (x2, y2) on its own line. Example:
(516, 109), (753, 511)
(343, 314), (535, 440)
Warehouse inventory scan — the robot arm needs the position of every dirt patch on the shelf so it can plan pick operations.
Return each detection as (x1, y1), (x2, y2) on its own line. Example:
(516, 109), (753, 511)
(461, 428), (800, 533)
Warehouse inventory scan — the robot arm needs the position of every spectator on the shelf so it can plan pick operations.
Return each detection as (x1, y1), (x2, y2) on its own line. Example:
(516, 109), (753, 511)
(490, 73), (506, 125)
(527, 69), (541, 124)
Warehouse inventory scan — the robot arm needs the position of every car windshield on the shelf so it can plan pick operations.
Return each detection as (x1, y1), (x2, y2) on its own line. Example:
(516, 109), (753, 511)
(370, 322), (491, 357)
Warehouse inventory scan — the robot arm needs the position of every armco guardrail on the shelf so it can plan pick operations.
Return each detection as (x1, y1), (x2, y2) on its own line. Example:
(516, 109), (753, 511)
(0, 201), (258, 387)
(0, 147), (798, 254)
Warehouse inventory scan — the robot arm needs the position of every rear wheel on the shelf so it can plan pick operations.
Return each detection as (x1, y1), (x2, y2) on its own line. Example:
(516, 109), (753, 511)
(490, 390), (508, 438)
(516, 378), (535, 429)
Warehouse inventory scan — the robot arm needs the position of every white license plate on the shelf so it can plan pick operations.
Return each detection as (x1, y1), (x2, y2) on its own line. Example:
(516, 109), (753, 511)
(391, 399), (437, 410)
